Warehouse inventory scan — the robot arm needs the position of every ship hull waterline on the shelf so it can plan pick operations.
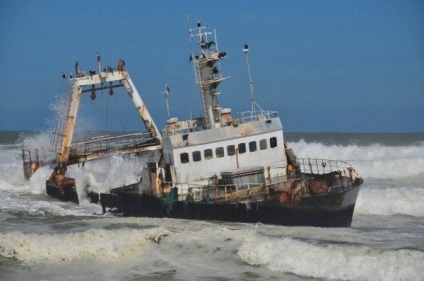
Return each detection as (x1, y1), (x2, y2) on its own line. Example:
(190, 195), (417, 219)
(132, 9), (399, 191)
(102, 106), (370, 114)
(95, 184), (361, 228)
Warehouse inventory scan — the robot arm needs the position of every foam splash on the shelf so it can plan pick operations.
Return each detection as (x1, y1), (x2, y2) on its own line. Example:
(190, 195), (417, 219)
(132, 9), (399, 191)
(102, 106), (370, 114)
(0, 148), (30, 189)
(19, 131), (52, 152)
(238, 233), (424, 281)
(66, 151), (160, 204)
(0, 227), (168, 263)
(0, 192), (102, 217)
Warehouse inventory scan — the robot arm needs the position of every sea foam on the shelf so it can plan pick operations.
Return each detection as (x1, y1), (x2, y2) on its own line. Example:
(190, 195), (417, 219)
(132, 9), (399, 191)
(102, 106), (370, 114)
(0, 227), (168, 263)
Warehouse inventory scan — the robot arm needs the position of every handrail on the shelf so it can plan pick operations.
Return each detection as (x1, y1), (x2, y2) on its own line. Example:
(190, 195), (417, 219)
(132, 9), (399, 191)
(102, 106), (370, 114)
(165, 181), (267, 202)
(162, 158), (357, 202)
(234, 110), (277, 124)
(297, 158), (353, 175)
(70, 132), (155, 156)
(162, 109), (278, 137)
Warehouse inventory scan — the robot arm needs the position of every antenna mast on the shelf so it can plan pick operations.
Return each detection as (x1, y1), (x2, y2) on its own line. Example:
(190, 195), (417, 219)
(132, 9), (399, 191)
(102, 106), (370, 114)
(188, 21), (227, 129)
(242, 43), (255, 112)
(164, 84), (171, 119)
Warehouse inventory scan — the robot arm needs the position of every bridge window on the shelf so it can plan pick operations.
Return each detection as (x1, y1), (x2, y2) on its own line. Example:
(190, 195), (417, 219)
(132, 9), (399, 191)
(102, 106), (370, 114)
(216, 147), (224, 158)
(270, 137), (277, 148)
(227, 145), (235, 156)
(238, 143), (246, 154)
(249, 141), (257, 152)
(204, 149), (213, 160)
(260, 139), (267, 150)
(180, 152), (189, 164)
(193, 151), (201, 162)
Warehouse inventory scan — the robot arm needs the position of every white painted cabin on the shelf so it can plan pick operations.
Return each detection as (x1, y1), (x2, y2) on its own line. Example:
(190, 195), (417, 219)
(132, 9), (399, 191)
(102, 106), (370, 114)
(161, 111), (287, 191)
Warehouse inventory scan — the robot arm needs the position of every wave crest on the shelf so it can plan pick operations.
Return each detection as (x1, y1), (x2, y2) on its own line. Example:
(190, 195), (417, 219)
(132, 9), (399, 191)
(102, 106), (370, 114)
(355, 187), (424, 217)
(290, 140), (424, 179)
(0, 227), (168, 263)
(238, 233), (424, 281)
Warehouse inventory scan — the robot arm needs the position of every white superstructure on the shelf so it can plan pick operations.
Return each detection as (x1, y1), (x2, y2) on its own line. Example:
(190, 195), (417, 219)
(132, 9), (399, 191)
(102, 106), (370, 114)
(160, 22), (288, 191)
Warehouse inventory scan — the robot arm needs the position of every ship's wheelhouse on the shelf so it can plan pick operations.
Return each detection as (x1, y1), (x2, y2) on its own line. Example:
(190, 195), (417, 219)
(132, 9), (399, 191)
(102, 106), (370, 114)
(162, 116), (287, 187)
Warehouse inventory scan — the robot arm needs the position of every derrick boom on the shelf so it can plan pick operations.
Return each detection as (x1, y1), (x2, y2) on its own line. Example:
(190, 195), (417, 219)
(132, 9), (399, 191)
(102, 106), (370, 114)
(47, 64), (162, 203)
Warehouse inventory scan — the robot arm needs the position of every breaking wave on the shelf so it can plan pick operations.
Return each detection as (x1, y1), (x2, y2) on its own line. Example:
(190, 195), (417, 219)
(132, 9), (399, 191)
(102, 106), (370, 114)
(0, 227), (168, 263)
(290, 140), (424, 179)
(355, 186), (424, 217)
(238, 232), (424, 281)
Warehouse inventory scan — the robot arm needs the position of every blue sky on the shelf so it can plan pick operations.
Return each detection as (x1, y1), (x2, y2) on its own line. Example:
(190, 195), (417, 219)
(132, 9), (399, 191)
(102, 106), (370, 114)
(1, 0), (423, 133)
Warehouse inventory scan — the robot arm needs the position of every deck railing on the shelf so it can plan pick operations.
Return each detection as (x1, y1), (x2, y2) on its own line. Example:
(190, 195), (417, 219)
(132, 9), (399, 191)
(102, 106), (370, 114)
(234, 110), (278, 124)
(160, 159), (356, 202)
(167, 181), (272, 202)
(162, 109), (278, 136)
(70, 132), (155, 156)
(297, 158), (353, 175)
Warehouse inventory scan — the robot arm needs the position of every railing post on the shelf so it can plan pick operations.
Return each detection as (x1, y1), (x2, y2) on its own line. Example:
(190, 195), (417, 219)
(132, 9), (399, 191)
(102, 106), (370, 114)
(308, 158), (312, 174)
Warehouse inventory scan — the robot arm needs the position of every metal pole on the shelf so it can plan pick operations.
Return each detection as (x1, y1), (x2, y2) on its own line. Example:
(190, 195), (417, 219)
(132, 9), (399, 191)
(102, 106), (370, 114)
(243, 43), (255, 112)
(164, 84), (171, 119)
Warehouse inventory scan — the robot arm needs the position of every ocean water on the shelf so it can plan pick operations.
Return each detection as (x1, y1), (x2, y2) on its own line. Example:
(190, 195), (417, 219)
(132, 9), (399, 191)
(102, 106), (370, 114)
(0, 131), (423, 281)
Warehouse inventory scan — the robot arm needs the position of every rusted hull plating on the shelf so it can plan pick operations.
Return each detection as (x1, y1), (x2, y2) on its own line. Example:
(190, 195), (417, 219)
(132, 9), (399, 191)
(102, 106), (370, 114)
(98, 185), (360, 227)
(46, 179), (79, 204)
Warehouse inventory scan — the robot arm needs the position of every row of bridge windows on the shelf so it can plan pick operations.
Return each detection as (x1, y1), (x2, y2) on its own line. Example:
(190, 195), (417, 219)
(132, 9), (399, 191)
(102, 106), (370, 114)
(180, 137), (278, 164)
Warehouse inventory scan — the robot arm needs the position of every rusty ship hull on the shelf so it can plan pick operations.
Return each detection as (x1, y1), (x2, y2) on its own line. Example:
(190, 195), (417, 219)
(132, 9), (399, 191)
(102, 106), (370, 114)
(95, 176), (363, 227)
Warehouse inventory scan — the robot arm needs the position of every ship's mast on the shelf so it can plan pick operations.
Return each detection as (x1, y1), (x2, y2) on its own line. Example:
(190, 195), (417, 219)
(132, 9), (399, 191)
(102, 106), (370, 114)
(242, 43), (255, 112)
(163, 84), (171, 120)
(189, 21), (227, 129)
